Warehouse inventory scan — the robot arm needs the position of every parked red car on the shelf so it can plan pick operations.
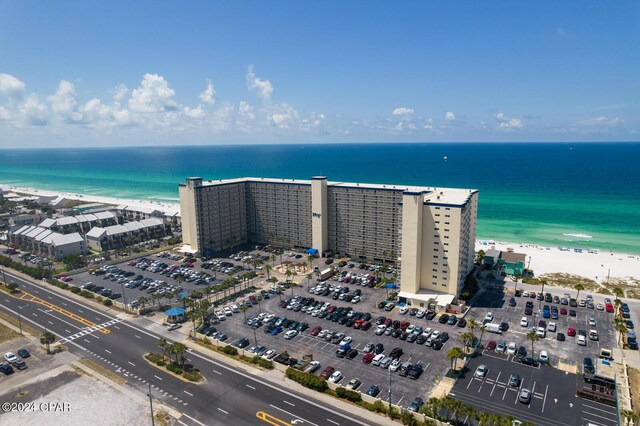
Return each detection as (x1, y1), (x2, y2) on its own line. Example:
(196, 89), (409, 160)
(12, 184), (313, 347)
(310, 326), (322, 336)
(560, 308), (567, 315)
(486, 340), (497, 350)
(320, 366), (335, 379)
(361, 322), (372, 331)
(567, 327), (576, 336)
(605, 303), (614, 313)
(353, 319), (364, 329)
(400, 321), (410, 331)
(362, 353), (375, 364)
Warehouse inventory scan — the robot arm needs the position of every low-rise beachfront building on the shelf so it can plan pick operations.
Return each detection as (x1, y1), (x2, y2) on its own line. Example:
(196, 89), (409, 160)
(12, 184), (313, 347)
(85, 218), (167, 252)
(179, 176), (478, 301)
(498, 251), (527, 275)
(483, 248), (501, 267)
(38, 212), (118, 235)
(8, 225), (86, 260)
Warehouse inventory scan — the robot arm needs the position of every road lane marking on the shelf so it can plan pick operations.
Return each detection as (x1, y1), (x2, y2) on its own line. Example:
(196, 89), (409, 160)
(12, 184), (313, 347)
(326, 419), (339, 425)
(181, 413), (205, 426)
(32, 313), (38, 316)
(541, 384), (549, 413)
(184, 390), (193, 397)
(269, 404), (319, 426)
(105, 349), (111, 354)
(212, 369), (222, 375)
(128, 361), (136, 366)
(84, 339), (90, 343)
(283, 400), (295, 407)
(256, 411), (291, 426)
(246, 384), (256, 390)
(154, 375), (163, 381)
(65, 329), (71, 333)
(217, 408), (228, 414)
(134, 335), (142, 339)
(48, 320), (54, 325)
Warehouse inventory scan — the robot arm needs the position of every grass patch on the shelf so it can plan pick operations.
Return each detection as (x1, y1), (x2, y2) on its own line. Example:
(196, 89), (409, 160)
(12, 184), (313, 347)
(78, 358), (127, 385)
(539, 273), (599, 291)
(629, 367), (640, 416)
(596, 287), (612, 295)
(0, 310), (40, 337)
(154, 410), (172, 426)
(0, 322), (20, 344)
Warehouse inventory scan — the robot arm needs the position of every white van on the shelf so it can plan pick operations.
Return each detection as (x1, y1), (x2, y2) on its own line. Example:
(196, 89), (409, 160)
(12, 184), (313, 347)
(484, 323), (502, 334)
(372, 354), (385, 366)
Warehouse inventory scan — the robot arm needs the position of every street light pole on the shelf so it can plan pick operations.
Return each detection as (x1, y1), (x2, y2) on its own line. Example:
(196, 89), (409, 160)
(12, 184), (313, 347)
(252, 325), (258, 347)
(147, 381), (156, 426)
(120, 282), (128, 312)
(387, 365), (392, 412)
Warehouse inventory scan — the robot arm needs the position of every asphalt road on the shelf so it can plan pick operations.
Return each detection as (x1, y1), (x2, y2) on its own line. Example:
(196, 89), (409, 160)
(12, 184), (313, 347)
(0, 270), (376, 426)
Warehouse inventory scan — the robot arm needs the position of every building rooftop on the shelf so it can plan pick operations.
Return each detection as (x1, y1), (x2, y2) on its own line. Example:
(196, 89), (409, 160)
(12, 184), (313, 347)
(86, 227), (107, 239)
(51, 233), (84, 246)
(187, 176), (477, 207)
(501, 251), (527, 263)
(39, 218), (57, 228)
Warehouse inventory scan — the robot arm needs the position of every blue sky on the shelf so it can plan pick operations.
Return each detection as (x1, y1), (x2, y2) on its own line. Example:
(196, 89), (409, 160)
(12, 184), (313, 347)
(0, 1), (638, 147)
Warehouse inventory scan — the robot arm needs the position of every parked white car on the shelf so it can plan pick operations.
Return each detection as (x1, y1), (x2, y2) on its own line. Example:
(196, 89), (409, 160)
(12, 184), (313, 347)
(284, 330), (298, 340)
(507, 342), (517, 355)
(577, 335), (587, 346)
(520, 317), (528, 327)
(328, 371), (343, 383)
(539, 351), (549, 363)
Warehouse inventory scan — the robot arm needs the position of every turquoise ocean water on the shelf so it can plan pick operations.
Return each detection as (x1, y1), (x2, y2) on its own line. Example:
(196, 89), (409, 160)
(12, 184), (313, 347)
(1, 143), (639, 254)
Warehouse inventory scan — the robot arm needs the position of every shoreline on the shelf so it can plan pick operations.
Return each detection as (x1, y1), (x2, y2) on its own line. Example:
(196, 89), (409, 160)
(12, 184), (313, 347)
(3, 184), (639, 282)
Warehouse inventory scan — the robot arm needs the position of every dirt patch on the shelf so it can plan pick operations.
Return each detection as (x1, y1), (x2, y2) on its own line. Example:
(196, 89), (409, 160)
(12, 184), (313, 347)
(78, 358), (127, 385)
(629, 367), (640, 416)
(0, 310), (40, 337)
(0, 322), (19, 344)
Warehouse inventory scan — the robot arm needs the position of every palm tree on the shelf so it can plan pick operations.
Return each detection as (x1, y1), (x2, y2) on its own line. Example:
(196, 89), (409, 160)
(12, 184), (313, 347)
(256, 295), (263, 314)
(157, 337), (167, 356)
(526, 330), (539, 359)
(467, 318), (477, 333)
(289, 281), (297, 298)
(172, 342), (187, 367)
(478, 325), (487, 348)
(307, 254), (314, 271)
(40, 331), (56, 354)
(478, 411), (492, 426)
(614, 317), (627, 346)
(540, 277), (548, 299)
(271, 254), (276, 266)
(240, 305), (249, 323)
(574, 283), (585, 301)
(306, 273), (313, 290)
(512, 273), (522, 292)
(422, 397), (441, 418)
(615, 299), (622, 318)
(187, 309), (200, 338)
(446, 346), (464, 371)
(460, 331), (475, 351)
(264, 263), (272, 278)
(613, 286), (624, 301)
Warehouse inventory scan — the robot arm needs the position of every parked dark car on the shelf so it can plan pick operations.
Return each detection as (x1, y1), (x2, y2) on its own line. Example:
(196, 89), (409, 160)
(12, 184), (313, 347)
(520, 357), (536, 366)
(584, 357), (595, 374)
(438, 314), (450, 324)
(407, 363), (424, 379)
(0, 363), (14, 375)
(516, 346), (527, 358)
(366, 385), (381, 397)
(457, 318), (467, 328)
(408, 397), (424, 412)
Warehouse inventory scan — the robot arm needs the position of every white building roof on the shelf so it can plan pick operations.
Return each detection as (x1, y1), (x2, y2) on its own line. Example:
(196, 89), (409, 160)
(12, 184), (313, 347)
(26, 227), (48, 238)
(57, 216), (79, 226)
(12, 225), (31, 236)
(106, 224), (129, 236)
(86, 227), (107, 239)
(94, 211), (116, 220)
(39, 218), (57, 228)
(123, 222), (144, 232)
(34, 230), (53, 242)
(140, 218), (163, 228)
(51, 233), (84, 246)
(76, 214), (98, 223)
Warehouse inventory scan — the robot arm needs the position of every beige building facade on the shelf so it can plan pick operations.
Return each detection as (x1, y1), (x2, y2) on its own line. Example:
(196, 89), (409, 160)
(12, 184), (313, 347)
(179, 176), (477, 299)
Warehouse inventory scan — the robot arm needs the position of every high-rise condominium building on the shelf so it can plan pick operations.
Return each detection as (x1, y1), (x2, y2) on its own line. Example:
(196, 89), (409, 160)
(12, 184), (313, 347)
(179, 176), (477, 303)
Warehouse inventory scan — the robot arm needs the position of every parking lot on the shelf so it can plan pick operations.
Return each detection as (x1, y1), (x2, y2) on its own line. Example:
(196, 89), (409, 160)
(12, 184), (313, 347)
(208, 286), (461, 409)
(451, 355), (618, 426)
(467, 288), (617, 367)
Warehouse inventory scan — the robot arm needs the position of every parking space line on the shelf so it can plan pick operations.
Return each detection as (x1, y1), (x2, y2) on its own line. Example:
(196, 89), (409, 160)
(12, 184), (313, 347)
(541, 384), (548, 413)
(490, 372), (501, 396)
(582, 410), (618, 423)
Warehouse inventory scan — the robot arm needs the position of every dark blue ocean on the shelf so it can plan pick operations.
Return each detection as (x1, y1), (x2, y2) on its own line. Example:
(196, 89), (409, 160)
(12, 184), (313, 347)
(1, 143), (639, 254)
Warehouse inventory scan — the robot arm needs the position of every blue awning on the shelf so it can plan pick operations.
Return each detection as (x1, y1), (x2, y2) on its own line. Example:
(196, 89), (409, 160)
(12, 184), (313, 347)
(385, 283), (399, 289)
(306, 248), (318, 254)
(165, 307), (185, 316)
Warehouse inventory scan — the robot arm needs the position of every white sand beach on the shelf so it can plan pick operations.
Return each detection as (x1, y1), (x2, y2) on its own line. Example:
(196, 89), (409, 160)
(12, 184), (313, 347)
(477, 240), (640, 282)
(2, 185), (180, 215)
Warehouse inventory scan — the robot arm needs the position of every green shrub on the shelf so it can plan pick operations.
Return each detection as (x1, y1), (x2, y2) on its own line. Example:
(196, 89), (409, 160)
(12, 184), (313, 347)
(80, 290), (94, 298)
(285, 368), (328, 392)
(139, 308), (153, 315)
(372, 400), (386, 413)
(252, 356), (274, 370)
(103, 299), (113, 306)
(183, 370), (202, 382)
(70, 286), (81, 294)
(221, 345), (238, 356)
(156, 360), (166, 367)
(336, 387), (361, 402)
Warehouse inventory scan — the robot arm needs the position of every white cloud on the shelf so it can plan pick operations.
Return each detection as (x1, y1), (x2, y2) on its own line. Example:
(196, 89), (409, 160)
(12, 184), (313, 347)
(392, 107), (414, 116)
(199, 80), (216, 105)
(128, 73), (178, 113)
(577, 116), (623, 127)
(494, 112), (523, 130)
(0, 73), (26, 96)
(183, 106), (206, 120)
(238, 101), (255, 120)
(246, 65), (273, 101)
(266, 103), (298, 129)
(18, 94), (48, 126)
(445, 111), (456, 121)
(48, 80), (78, 115)
(113, 84), (129, 102)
